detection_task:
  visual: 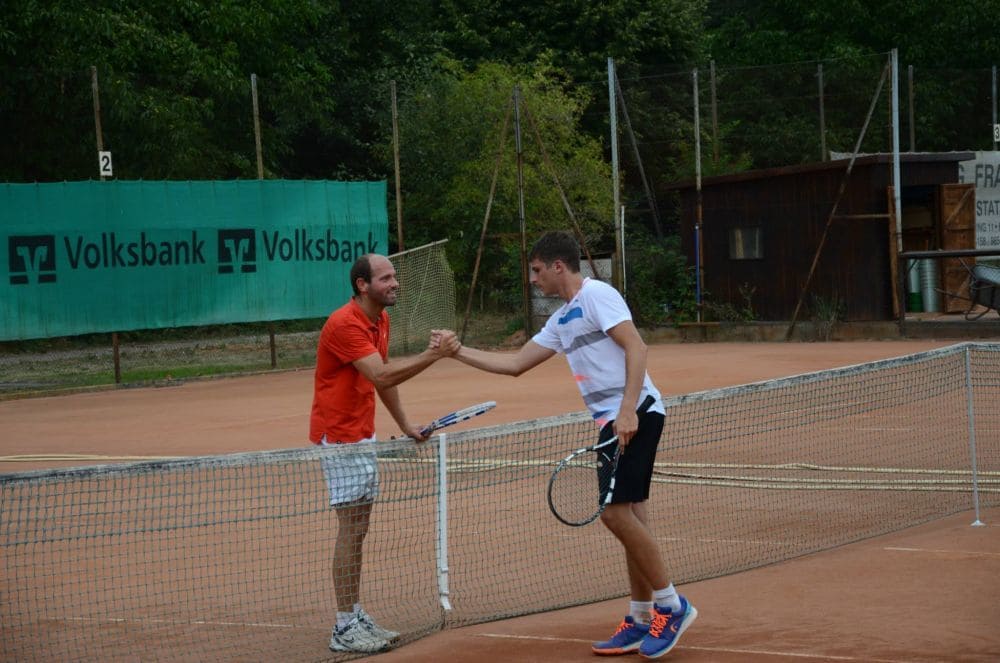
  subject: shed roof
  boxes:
[663,151,975,191]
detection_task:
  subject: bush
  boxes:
[624,229,697,326]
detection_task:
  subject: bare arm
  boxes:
[606,320,648,446]
[352,333,454,391]
[377,384,426,441]
[453,340,555,376]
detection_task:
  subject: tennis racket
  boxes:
[419,401,497,437]
[547,395,656,526]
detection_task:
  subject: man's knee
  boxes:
[600,503,634,531]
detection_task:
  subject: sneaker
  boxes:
[356,607,400,641]
[592,615,650,655]
[329,616,390,653]
[637,598,697,659]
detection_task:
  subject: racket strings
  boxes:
[548,448,618,526]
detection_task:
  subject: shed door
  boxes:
[938,183,976,312]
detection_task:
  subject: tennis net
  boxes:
[387,239,456,355]
[2,341,998,661]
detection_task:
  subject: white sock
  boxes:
[336,611,354,628]
[630,600,654,625]
[653,585,682,613]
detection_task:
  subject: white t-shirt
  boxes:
[532,278,664,427]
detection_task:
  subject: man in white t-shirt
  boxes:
[444,231,697,659]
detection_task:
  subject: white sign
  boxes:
[958,151,1000,249]
[995,124,1000,143]
[98,151,113,177]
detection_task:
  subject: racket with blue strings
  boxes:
[419,401,496,437]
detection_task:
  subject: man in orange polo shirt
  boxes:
[311,253,458,654]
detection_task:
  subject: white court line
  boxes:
[657,535,801,546]
[475,633,908,662]
[65,616,305,630]
[884,546,1000,558]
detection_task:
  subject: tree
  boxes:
[0,0,346,181]
[705,1,1000,155]
[383,60,614,309]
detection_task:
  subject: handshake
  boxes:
[428,329,461,357]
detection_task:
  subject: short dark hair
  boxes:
[349,254,373,296]
[529,231,580,272]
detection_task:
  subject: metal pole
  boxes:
[251,74,265,179]
[251,74,277,368]
[908,65,916,152]
[693,69,703,323]
[436,432,453,609]
[993,65,998,151]
[513,86,531,336]
[710,60,719,166]
[964,347,985,526]
[620,205,627,297]
[608,58,622,289]
[92,66,121,384]
[818,63,827,161]
[391,80,405,251]
[891,50,903,255]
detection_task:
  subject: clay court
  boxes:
[2,339,998,662]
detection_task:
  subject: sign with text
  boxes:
[0,180,388,340]
[958,152,1000,249]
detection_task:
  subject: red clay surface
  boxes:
[2,339,999,662]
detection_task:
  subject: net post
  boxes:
[963,346,985,527]
[436,432,452,610]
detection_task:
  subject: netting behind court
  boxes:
[2,342,997,661]
[387,239,456,356]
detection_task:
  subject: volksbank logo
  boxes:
[6,228,381,284]
[218,229,257,274]
[218,228,380,271]
[8,235,57,284]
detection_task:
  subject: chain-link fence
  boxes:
[5,53,1000,338]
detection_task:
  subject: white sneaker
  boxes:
[329,616,390,653]
[356,608,400,641]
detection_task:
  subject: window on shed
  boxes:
[728,227,763,259]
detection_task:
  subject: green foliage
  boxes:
[432,0,706,80]
[810,293,846,341]
[705,0,1000,159]
[383,59,614,307]
[703,283,757,322]
[624,228,697,325]
[1,0,347,181]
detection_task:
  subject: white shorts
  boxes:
[320,436,379,506]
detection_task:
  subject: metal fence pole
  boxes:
[964,346,985,527]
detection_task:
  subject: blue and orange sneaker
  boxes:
[637,597,697,659]
[592,615,650,655]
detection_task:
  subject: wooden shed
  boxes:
[664,152,975,321]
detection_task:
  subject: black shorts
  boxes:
[598,407,665,504]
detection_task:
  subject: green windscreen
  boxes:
[1,180,388,340]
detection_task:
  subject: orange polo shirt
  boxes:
[309,298,389,444]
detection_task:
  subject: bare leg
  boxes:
[623,501,655,601]
[601,500,668,597]
[333,501,373,613]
